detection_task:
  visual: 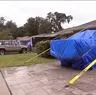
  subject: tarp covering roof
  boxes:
[50,29,96,70]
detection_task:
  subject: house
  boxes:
[50,20,96,70]
[16,33,58,47]
[32,33,58,47]
[56,20,96,38]
[16,20,96,48]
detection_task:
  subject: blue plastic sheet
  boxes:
[50,29,96,70]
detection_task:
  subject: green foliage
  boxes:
[0,28,12,40]
[47,12,73,32]
[0,12,73,39]
[35,40,51,58]
[24,17,37,36]
[0,19,17,40]
[0,17,5,28]
[38,19,52,34]
[15,27,26,37]
[23,17,43,36]
[5,20,17,39]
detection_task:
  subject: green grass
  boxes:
[0,52,56,68]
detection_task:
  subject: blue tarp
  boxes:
[50,29,96,70]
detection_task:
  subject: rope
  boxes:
[24,35,60,63]
[24,48,50,63]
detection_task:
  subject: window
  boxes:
[4,41,12,45]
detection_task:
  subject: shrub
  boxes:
[35,40,51,57]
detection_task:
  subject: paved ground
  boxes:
[0,72,10,95]
[1,61,96,95]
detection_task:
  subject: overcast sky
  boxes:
[0,1,96,28]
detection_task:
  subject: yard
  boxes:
[0,52,56,68]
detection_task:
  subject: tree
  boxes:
[0,17,5,30]
[24,17,37,36]
[0,28,11,40]
[23,17,44,36]
[38,19,52,34]
[0,17,5,25]
[16,27,26,37]
[47,12,73,32]
[35,16,44,32]
[5,20,17,39]
[5,20,17,28]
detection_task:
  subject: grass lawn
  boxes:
[0,52,56,68]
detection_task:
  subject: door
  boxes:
[4,41,14,52]
[11,41,21,52]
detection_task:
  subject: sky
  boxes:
[0,1,96,28]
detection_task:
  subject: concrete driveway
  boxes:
[0,71,10,95]
[0,61,96,95]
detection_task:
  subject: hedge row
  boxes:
[35,40,52,58]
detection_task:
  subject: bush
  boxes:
[35,40,51,58]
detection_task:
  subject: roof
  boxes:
[16,36,32,41]
[73,20,96,30]
[32,33,58,38]
[16,33,58,41]
[55,20,96,37]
